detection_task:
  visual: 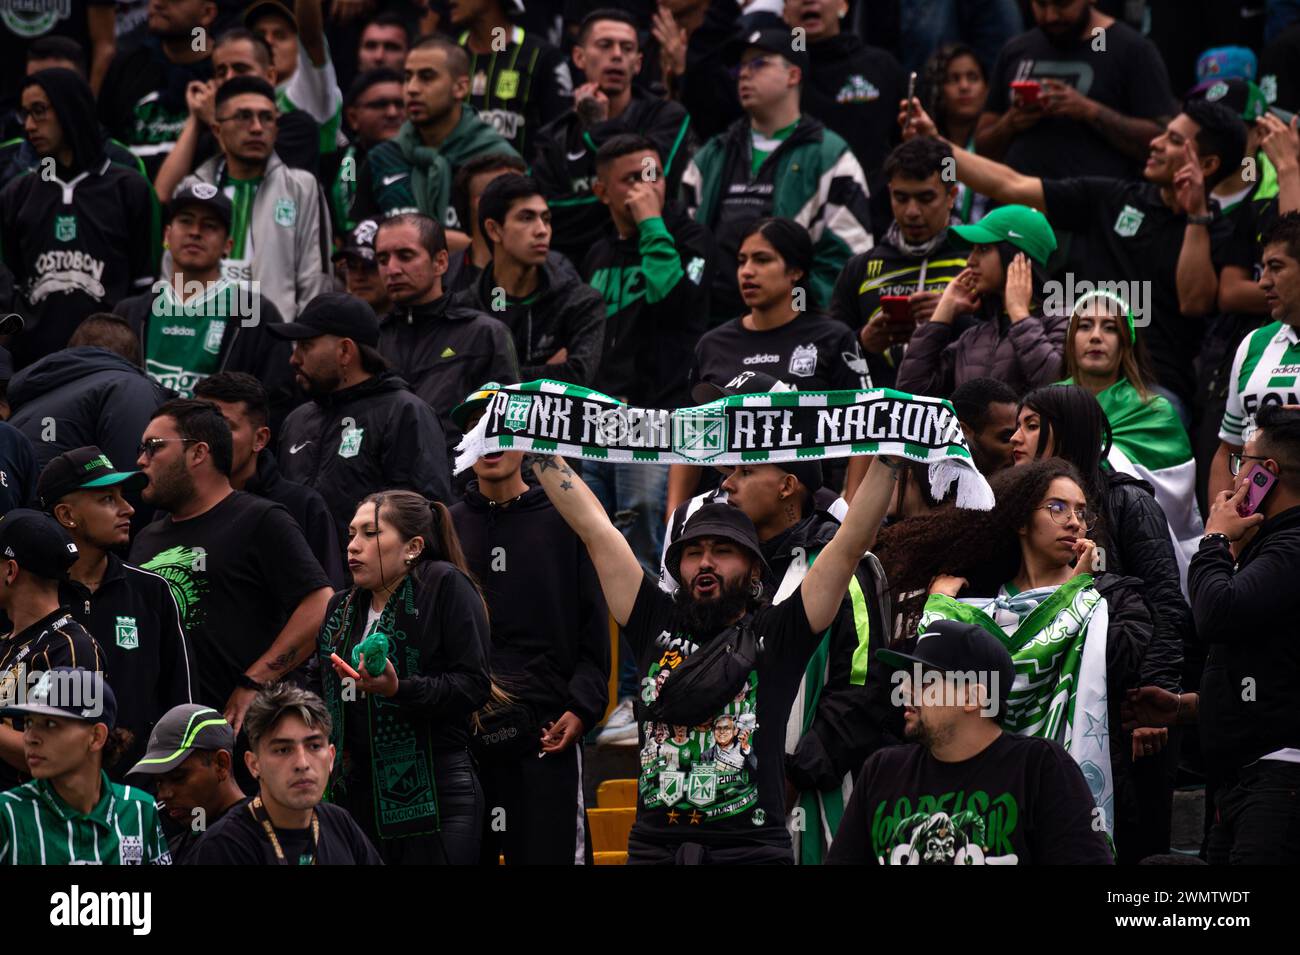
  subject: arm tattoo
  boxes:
[560,480,573,491]
[265,649,298,672]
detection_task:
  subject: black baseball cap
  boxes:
[691,372,823,493]
[335,218,380,267]
[128,704,235,776]
[0,667,116,730]
[38,446,147,511]
[451,381,505,431]
[725,27,810,74]
[244,0,297,32]
[877,620,1015,720]
[663,502,772,587]
[167,181,232,230]
[265,292,381,347]
[0,509,78,580]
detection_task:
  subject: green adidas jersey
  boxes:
[145,280,240,396]
[0,773,171,865]
[1220,320,1300,444]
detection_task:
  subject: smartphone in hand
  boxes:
[1011,80,1041,107]
[1238,463,1278,516]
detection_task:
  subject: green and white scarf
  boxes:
[919,576,1114,838]
[454,380,995,510]
[774,548,873,865]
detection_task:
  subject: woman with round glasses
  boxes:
[878,457,1152,859]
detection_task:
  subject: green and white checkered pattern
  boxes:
[455,380,995,509]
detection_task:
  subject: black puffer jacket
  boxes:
[1100,471,1190,692]
[765,512,901,792]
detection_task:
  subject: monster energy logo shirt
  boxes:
[1220,321,1300,444]
[145,279,238,396]
[826,733,1112,865]
[128,491,330,709]
[622,576,820,848]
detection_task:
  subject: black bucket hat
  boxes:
[663,503,772,587]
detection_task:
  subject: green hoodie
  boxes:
[361,108,519,228]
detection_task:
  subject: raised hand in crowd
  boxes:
[574,82,611,126]
[929,267,981,325]
[1171,139,1209,218]
[1003,252,1034,323]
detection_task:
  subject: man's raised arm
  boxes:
[527,454,644,626]
[800,457,899,634]
[901,99,1046,212]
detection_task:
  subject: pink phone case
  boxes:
[1239,463,1277,516]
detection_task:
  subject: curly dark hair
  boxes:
[876,458,1091,629]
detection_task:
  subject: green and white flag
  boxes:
[1066,378,1202,589]
[454,380,995,509]
[919,577,1114,840]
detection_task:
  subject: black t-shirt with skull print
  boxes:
[622,574,822,855]
[827,732,1114,865]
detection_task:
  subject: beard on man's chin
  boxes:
[144,460,197,514]
[1041,10,1091,50]
[672,573,757,635]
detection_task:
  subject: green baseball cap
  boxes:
[951,205,1058,266]
[451,382,504,432]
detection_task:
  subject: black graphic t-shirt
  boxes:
[827,733,1113,865]
[689,311,869,395]
[128,492,329,710]
[986,22,1175,180]
[622,575,820,851]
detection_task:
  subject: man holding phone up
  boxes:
[831,138,970,387]
[976,0,1174,179]
[1192,403,1300,864]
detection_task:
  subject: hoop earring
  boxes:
[750,578,762,599]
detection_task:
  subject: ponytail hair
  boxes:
[358,490,514,718]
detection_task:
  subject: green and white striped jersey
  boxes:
[1220,320,1300,444]
[0,773,171,865]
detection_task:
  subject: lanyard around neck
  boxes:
[248,795,319,865]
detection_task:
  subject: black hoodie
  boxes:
[1,70,158,367]
[456,251,605,388]
[378,293,520,456]
[763,512,901,793]
[450,482,609,731]
[802,35,907,188]
[9,346,169,476]
[276,371,452,552]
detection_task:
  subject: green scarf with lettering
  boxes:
[318,577,440,840]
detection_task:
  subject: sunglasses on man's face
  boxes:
[138,438,197,459]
